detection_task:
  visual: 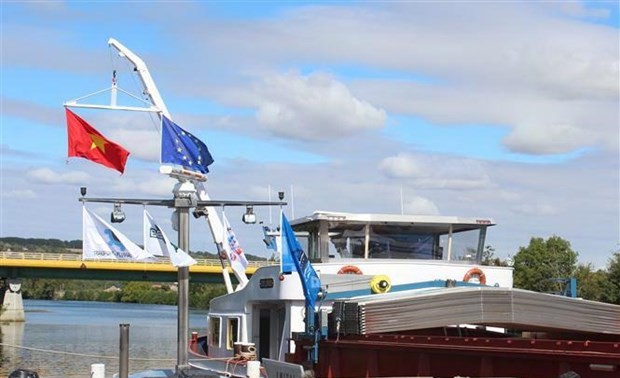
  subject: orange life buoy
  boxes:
[338,265,363,275]
[463,267,486,285]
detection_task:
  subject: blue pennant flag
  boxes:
[280,212,321,308]
[161,116,214,174]
[262,226,278,251]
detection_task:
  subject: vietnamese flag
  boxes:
[66,108,130,174]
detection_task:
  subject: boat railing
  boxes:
[262,358,305,378]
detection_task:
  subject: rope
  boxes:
[0,342,175,362]
[189,356,241,362]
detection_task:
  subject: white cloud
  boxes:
[552,2,611,19]
[252,3,617,156]
[379,153,492,190]
[1,189,37,199]
[27,168,91,185]
[2,2,618,269]
[403,196,440,215]
[254,71,386,141]
[378,153,423,179]
[503,122,594,155]
[112,176,178,197]
[111,128,160,161]
[511,203,557,216]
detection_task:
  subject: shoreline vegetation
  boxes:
[2,237,619,306]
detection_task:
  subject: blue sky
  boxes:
[1,1,618,268]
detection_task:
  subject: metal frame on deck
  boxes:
[80,192,285,374]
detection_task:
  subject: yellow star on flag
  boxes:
[89,133,107,152]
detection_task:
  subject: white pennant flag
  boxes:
[82,207,154,261]
[221,212,249,277]
[143,209,196,267]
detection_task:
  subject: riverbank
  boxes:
[17,278,227,309]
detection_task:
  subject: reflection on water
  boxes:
[0,300,207,378]
[1,322,24,366]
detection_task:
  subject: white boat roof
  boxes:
[290,210,495,233]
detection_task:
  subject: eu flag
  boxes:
[161,116,214,174]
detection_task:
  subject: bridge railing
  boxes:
[0,251,277,268]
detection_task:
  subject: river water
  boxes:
[0,299,207,378]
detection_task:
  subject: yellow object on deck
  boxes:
[370,274,392,294]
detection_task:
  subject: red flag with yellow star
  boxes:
[66,108,130,174]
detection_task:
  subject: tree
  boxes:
[189,283,227,309]
[22,279,58,299]
[573,263,616,302]
[606,252,620,304]
[120,282,154,303]
[513,236,578,293]
[481,245,509,267]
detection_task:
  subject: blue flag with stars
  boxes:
[161,116,214,174]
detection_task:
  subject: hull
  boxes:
[289,333,620,378]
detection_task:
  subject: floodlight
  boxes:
[110,202,125,223]
[193,206,208,219]
[242,206,256,224]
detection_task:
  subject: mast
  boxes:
[105,38,248,375]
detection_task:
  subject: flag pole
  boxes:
[172,180,194,376]
[219,207,234,294]
[268,185,272,225]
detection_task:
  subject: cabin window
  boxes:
[366,225,439,259]
[327,225,366,259]
[293,231,313,260]
[209,317,221,347]
[440,230,481,262]
[226,317,240,350]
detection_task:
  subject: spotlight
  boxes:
[278,191,284,201]
[193,206,208,219]
[242,206,256,224]
[80,187,87,197]
[110,202,125,223]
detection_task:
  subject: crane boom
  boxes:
[107,38,171,120]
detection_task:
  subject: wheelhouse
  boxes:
[290,211,495,264]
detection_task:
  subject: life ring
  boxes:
[463,268,486,285]
[338,265,363,275]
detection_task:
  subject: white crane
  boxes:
[106,38,248,291]
[65,38,249,291]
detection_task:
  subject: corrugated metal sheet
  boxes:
[330,286,620,335]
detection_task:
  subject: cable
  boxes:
[0,342,175,362]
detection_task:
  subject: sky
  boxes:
[1,1,618,269]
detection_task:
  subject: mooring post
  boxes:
[90,363,105,378]
[119,323,130,378]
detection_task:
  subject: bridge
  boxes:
[0,251,277,322]
[0,251,276,283]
